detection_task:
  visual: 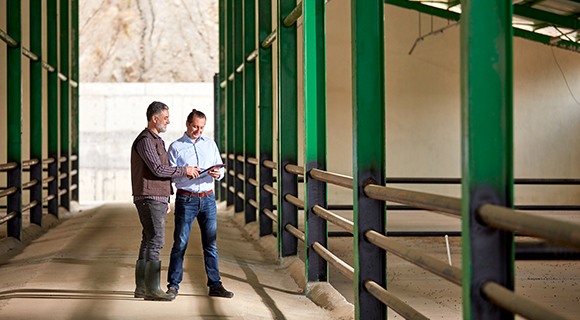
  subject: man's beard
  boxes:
[156,123,167,133]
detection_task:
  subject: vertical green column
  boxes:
[47,0,59,216]
[7,0,23,240]
[461,0,514,319]
[243,0,257,224]
[226,0,234,206]
[30,0,43,225]
[233,0,245,213]
[218,0,226,201]
[277,0,299,257]
[71,0,79,202]
[303,0,328,283]
[258,0,274,237]
[352,0,386,318]
[60,0,71,210]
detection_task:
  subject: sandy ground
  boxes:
[0,202,336,320]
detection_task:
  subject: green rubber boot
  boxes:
[144,260,175,301]
[134,259,146,298]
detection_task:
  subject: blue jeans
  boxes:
[167,192,222,290]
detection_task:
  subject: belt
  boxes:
[177,189,213,197]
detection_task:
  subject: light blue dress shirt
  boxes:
[168,133,224,193]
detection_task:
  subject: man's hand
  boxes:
[167,204,171,215]
[208,168,220,179]
[186,166,201,178]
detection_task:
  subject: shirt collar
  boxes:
[181,132,206,144]
[146,128,161,140]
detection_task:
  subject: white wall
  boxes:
[79,82,215,202]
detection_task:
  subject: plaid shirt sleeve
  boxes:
[135,136,187,178]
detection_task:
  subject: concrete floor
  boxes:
[0,202,336,320]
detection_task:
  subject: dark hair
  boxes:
[186,109,206,123]
[146,101,169,121]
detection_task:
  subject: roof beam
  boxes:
[384,0,580,53]
[513,3,580,31]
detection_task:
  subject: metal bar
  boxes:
[263,184,277,196]
[352,0,386,316]
[43,157,56,164]
[22,201,39,213]
[364,280,429,320]
[478,204,580,250]
[70,184,78,191]
[0,28,18,47]
[258,0,275,237]
[309,168,353,189]
[237,191,245,199]
[247,157,259,165]
[278,0,299,259]
[228,153,235,160]
[43,194,56,203]
[249,199,259,209]
[284,164,303,176]
[59,173,68,180]
[233,0,244,214]
[513,4,580,31]
[237,155,245,162]
[229,170,235,176]
[385,177,580,185]
[237,173,245,181]
[246,48,258,62]
[220,81,227,88]
[22,47,39,61]
[236,63,244,73]
[261,29,277,49]
[285,224,305,242]
[366,230,462,286]
[7,0,23,240]
[248,178,259,187]
[226,0,235,207]
[0,163,19,171]
[312,242,354,280]
[59,156,67,163]
[218,0,226,202]
[71,0,80,202]
[283,2,302,27]
[42,61,55,72]
[284,194,304,209]
[313,205,353,234]
[70,169,78,176]
[60,0,70,211]
[263,208,277,222]
[47,0,59,219]
[0,187,18,198]
[461,0,514,318]
[0,212,18,225]
[364,184,462,217]
[229,186,235,194]
[328,231,463,238]
[22,180,39,189]
[263,160,277,169]
[58,189,67,196]
[481,282,570,320]
[221,182,227,189]
[22,159,40,168]
[43,176,56,184]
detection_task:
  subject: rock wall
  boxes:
[80,0,218,82]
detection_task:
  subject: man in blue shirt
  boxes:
[166,109,233,298]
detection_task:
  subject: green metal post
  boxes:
[277,0,299,257]
[234,0,244,213]
[71,0,79,202]
[30,0,43,225]
[303,0,328,284]
[218,0,226,201]
[47,0,59,216]
[258,0,274,237]
[461,0,514,319]
[226,0,234,206]
[60,0,71,210]
[243,0,257,224]
[7,0,23,240]
[352,0,386,318]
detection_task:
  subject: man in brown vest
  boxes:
[131,101,199,301]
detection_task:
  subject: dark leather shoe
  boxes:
[209,285,233,298]
[166,287,178,296]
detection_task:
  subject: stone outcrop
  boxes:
[80,0,218,82]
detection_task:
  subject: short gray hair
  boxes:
[146,101,169,121]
